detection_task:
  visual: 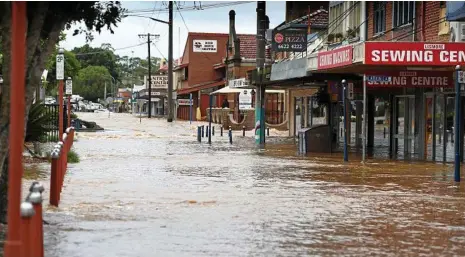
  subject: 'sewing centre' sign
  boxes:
[365,42,465,66]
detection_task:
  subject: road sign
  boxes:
[56,54,64,80]
[65,79,72,95]
[458,71,465,84]
[348,82,354,100]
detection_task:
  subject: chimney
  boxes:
[229,10,240,60]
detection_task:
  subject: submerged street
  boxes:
[26,113,465,256]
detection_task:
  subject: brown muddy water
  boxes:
[32,113,465,257]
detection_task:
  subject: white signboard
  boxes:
[459,71,465,84]
[347,82,354,100]
[239,89,253,110]
[229,78,249,88]
[56,54,64,80]
[150,75,168,89]
[193,40,217,53]
[178,99,193,106]
[65,79,73,95]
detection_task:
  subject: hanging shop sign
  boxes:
[270,58,307,81]
[272,29,307,52]
[365,42,465,66]
[365,71,454,88]
[193,40,217,53]
[239,89,253,110]
[317,45,353,69]
[178,99,193,106]
[150,75,168,89]
[229,78,249,88]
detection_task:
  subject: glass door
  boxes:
[392,95,415,159]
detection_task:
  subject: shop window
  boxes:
[373,2,386,34]
[393,1,414,28]
[438,1,449,35]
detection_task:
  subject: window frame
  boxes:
[373,2,386,35]
[392,1,414,28]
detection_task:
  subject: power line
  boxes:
[175,1,189,32]
[74,43,146,56]
[389,16,447,42]
[127,1,253,14]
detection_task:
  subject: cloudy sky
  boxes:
[60,1,285,60]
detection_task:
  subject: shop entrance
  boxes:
[392,95,416,159]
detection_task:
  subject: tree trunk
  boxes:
[0,3,65,223]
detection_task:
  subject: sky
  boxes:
[60,1,286,60]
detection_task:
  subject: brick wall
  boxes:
[367,1,449,42]
[187,33,228,87]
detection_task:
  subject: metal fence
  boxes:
[43,104,68,142]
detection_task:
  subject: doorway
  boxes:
[392,95,415,159]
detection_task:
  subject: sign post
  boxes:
[362,76,367,162]
[66,77,72,128]
[56,48,65,141]
[189,93,193,124]
[342,79,348,162]
[455,65,462,182]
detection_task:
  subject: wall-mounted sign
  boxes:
[150,75,168,89]
[193,40,217,53]
[65,79,73,95]
[365,71,453,88]
[229,78,249,88]
[317,45,353,70]
[178,99,193,106]
[272,29,307,52]
[239,89,253,110]
[364,42,465,66]
[56,54,64,80]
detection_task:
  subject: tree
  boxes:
[72,43,121,81]
[45,49,81,95]
[0,1,125,223]
[74,65,111,102]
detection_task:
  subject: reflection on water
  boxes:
[41,113,465,257]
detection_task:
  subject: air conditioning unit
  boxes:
[449,22,465,42]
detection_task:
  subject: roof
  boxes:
[177,80,226,95]
[276,8,329,31]
[237,34,271,60]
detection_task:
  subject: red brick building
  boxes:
[175,32,228,120]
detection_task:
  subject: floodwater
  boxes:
[36,113,465,257]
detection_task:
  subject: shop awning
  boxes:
[177,80,226,95]
[210,86,285,95]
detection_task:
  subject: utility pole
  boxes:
[139,33,159,118]
[167,1,174,122]
[255,1,266,147]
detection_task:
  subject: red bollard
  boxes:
[28,190,44,257]
[20,202,35,257]
[50,149,60,207]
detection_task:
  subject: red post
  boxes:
[19,202,35,257]
[49,152,59,207]
[29,191,44,257]
[67,95,71,128]
[4,2,27,257]
[59,80,64,141]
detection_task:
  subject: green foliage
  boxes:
[72,44,121,81]
[74,65,111,101]
[25,102,55,142]
[67,149,80,163]
[70,112,78,119]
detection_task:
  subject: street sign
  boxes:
[458,71,465,84]
[229,78,249,88]
[56,54,64,80]
[367,75,392,83]
[178,99,193,106]
[348,82,354,100]
[65,79,72,95]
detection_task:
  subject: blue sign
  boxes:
[367,75,392,83]
[447,1,465,21]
